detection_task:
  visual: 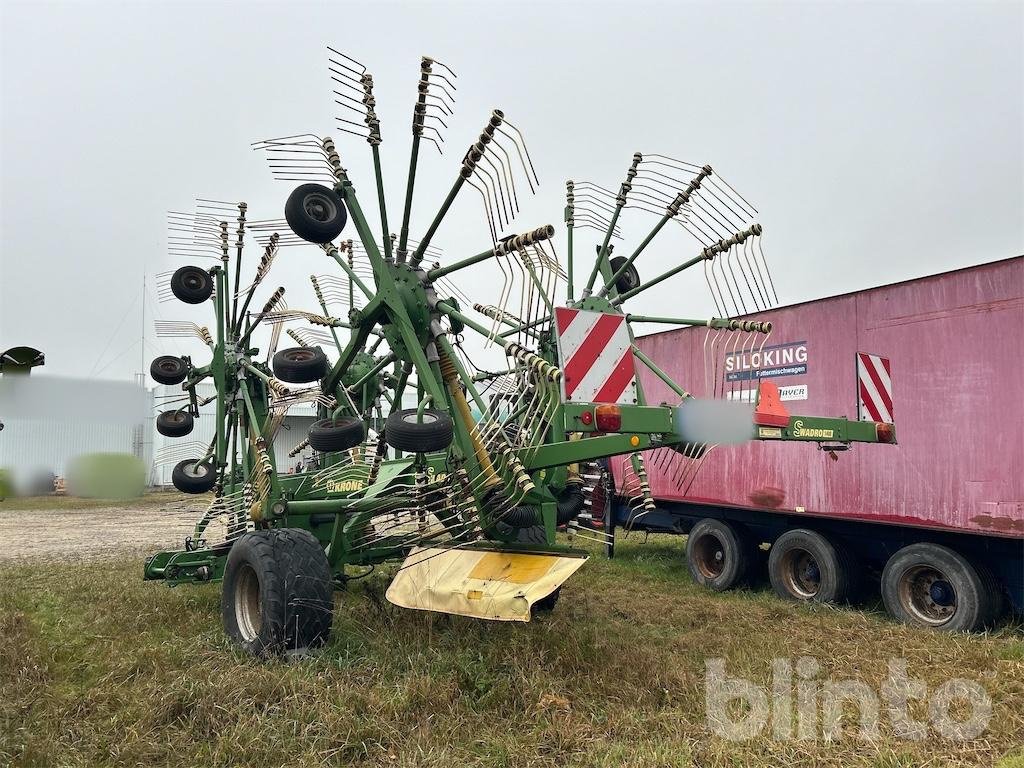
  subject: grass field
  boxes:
[0,490,197,512]
[1,534,1021,767]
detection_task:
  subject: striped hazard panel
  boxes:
[857,352,893,424]
[554,307,638,404]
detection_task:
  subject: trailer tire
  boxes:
[170,265,214,304]
[222,529,334,656]
[881,543,993,632]
[285,183,347,244]
[171,459,217,494]
[272,347,328,384]
[150,355,188,385]
[308,417,365,452]
[384,408,454,453]
[156,409,194,438]
[532,587,561,616]
[686,518,751,591]
[768,528,853,604]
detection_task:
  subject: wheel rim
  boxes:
[184,462,208,479]
[234,564,262,642]
[693,532,726,579]
[403,413,438,425]
[159,360,181,375]
[780,548,821,598]
[303,192,337,223]
[898,565,956,626]
[183,272,204,290]
[285,349,317,363]
[167,411,186,425]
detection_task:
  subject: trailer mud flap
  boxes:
[386,546,588,621]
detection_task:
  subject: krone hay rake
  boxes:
[145,49,895,656]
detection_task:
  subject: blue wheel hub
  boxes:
[929,580,955,606]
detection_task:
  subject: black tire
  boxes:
[170,265,214,304]
[515,524,549,545]
[384,408,454,453]
[686,518,751,592]
[151,356,188,385]
[609,256,641,294]
[285,183,348,244]
[156,409,194,438]
[308,417,365,452]
[221,529,334,656]
[272,347,328,384]
[533,587,561,615]
[974,561,1006,627]
[881,543,994,632]
[768,528,854,604]
[171,459,217,494]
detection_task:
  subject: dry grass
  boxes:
[0,489,199,512]
[1,535,1021,767]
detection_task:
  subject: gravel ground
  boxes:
[0,496,208,561]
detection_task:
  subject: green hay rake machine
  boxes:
[145,49,895,656]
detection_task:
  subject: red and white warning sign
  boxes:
[554,307,638,404]
[857,352,893,424]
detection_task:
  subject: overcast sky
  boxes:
[1,0,1021,382]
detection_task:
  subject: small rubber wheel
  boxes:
[533,587,561,615]
[384,408,454,453]
[170,265,214,304]
[308,417,365,452]
[221,529,334,656]
[150,356,188,385]
[272,347,328,384]
[768,528,854,604]
[156,409,194,437]
[609,256,641,294]
[171,459,217,494]
[285,183,348,244]
[686,518,751,591]
[881,543,993,632]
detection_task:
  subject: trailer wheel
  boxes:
[768,528,854,604]
[156,409,194,438]
[170,265,214,304]
[881,543,995,632]
[308,417,365,452]
[686,518,750,591]
[272,347,328,384]
[171,459,217,494]
[532,587,561,616]
[150,355,188,385]
[285,183,348,244]
[384,408,454,453]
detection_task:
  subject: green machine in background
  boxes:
[144,49,894,656]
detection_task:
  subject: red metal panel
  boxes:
[621,257,1024,538]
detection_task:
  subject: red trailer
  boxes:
[607,256,1023,631]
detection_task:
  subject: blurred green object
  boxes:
[0,468,12,500]
[67,453,145,500]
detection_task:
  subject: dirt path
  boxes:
[0,497,208,561]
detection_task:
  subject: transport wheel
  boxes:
[285,183,348,244]
[308,417,365,452]
[881,543,994,632]
[150,355,189,385]
[156,409,194,438]
[170,265,214,304]
[384,408,454,453]
[171,459,217,494]
[221,529,334,656]
[768,528,854,604]
[272,347,328,384]
[686,518,751,591]
[609,256,640,294]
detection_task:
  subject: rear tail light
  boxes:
[595,404,622,432]
[876,422,896,443]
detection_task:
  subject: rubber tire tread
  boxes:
[221,529,333,656]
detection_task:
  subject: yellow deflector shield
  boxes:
[386,546,588,622]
